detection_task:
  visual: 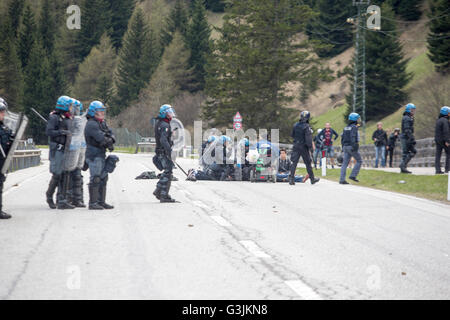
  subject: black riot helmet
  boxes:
[300,110,310,122]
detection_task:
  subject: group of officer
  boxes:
[45,96,118,211]
[0,97,14,219]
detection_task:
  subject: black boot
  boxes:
[311,177,320,185]
[88,183,104,210]
[98,179,114,209]
[72,172,86,208]
[153,188,162,200]
[46,175,59,209]
[289,175,295,185]
[57,172,75,210]
[0,211,11,219]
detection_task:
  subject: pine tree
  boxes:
[186,0,211,92]
[0,37,24,111]
[72,34,117,102]
[76,0,111,61]
[96,73,114,105]
[391,0,423,21]
[114,8,161,115]
[39,0,57,53]
[108,0,136,50]
[345,3,410,121]
[205,0,226,12]
[18,4,36,69]
[427,0,450,74]
[307,0,353,58]
[7,0,25,38]
[204,0,318,139]
[161,0,189,47]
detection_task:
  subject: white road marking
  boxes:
[285,280,322,300]
[239,240,271,258]
[211,216,232,227]
[179,189,192,197]
[193,200,208,209]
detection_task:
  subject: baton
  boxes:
[31,107,48,123]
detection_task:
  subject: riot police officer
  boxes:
[67,99,86,207]
[45,96,76,210]
[435,106,450,174]
[0,98,14,219]
[84,101,117,210]
[339,113,363,184]
[153,105,177,203]
[289,111,320,185]
[400,103,417,174]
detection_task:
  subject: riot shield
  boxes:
[63,115,87,172]
[170,118,185,161]
[1,112,29,175]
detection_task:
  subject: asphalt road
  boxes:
[0,153,449,300]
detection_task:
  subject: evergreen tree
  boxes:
[205,0,226,12]
[114,8,161,115]
[73,34,117,102]
[345,3,410,121]
[96,73,114,105]
[307,0,353,58]
[0,37,24,111]
[108,0,136,50]
[161,0,189,47]
[7,0,25,38]
[390,0,423,21]
[76,0,111,61]
[186,0,211,91]
[427,0,450,74]
[39,0,57,53]
[18,4,36,69]
[204,0,318,139]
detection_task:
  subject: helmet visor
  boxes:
[166,107,176,119]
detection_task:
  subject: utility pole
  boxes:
[348,0,370,144]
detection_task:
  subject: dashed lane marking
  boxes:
[211,215,232,227]
[285,280,322,300]
[239,240,271,259]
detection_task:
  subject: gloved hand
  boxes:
[60,130,72,136]
[108,146,114,152]
[102,137,114,148]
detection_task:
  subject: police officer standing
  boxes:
[0,98,14,219]
[84,101,116,210]
[400,103,417,174]
[289,111,320,185]
[153,104,177,203]
[339,113,363,184]
[435,106,450,174]
[45,96,76,210]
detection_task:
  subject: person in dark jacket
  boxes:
[289,111,320,185]
[386,128,400,168]
[153,104,177,203]
[372,122,388,168]
[45,96,75,210]
[84,101,116,210]
[400,103,417,174]
[313,129,323,169]
[318,123,339,168]
[0,99,14,219]
[435,106,450,174]
[340,113,362,184]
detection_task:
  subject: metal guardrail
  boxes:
[6,140,42,173]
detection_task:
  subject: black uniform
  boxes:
[290,120,316,184]
[400,112,417,172]
[154,118,175,202]
[434,115,450,173]
[45,110,73,209]
[0,121,13,218]
[84,116,116,209]
[387,132,399,168]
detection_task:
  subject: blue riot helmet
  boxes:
[405,103,416,113]
[207,136,217,143]
[56,96,73,112]
[440,106,449,116]
[159,104,176,120]
[348,112,361,122]
[88,101,106,117]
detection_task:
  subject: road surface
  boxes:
[0,152,449,299]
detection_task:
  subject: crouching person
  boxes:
[84,101,117,210]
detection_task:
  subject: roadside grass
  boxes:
[36,145,49,149]
[114,146,136,154]
[296,167,449,202]
[405,52,434,90]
